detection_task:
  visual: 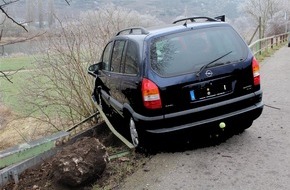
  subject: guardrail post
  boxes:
[265,39,269,54]
[271,38,274,49]
[258,17,262,55]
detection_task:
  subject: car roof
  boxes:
[115,16,228,39]
[146,21,229,36]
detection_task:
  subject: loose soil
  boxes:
[2,151,146,190]
[1,133,148,190]
[0,104,148,189]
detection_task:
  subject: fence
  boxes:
[249,32,289,56]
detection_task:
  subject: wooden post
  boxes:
[271,38,274,49]
[259,17,262,55]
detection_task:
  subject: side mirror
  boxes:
[88,63,101,77]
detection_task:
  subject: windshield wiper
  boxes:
[196,51,232,77]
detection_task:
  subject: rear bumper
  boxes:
[130,90,263,134]
[146,102,263,134]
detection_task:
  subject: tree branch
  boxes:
[0,71,13,83]
[0,67,23,83]
[0,31,46,46]
[0,1,28,32]
[64,0,71,5]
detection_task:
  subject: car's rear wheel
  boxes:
[129,117,139,147]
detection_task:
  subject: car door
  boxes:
[101,39,126,116]
[120,40,141,111]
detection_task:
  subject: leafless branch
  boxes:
[0,31,46,46]
[0,67,23,83]
[0,71,13,83]
[0,1,28,32]
[0,0,19,7]
[64,0,71,5]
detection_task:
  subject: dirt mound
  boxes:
[1,135,147,190]
[52,137,109,187]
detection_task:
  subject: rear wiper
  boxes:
[196,51,232,77]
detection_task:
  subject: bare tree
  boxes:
[21,5,162,130]
[239,0,287,37]
[231,16,256,43]
[0,0,28,81]
[0,0,28,31]
[0,0,69,82]
[266,11,287,36]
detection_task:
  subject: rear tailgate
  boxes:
[159,58,255,115]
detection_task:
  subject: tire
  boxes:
[129,117,140,147]
[128,117,149,152]
[288,42,290,47]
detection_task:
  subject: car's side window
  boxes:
[102,41,113,71]
[124,41,139,75]
[111,40,126,73]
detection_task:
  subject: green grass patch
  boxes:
[0,70,67,117]
[0,54,44,115]
[256,43,287,62]
[0,71,32,114]
[0,55,40,71]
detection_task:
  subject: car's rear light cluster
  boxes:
[141,78,162,109]
[252,57,260,86]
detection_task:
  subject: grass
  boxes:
[0,55,43,115]
[0,55,39,71]
[0,71,33,115]
[255,43,287,63]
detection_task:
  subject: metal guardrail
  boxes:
[249,32,289,55]
[0,131,69,187]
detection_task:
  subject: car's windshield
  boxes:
[150,26,248,76]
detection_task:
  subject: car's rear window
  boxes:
[150,26,248,76]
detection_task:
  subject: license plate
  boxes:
[190,82,232,100]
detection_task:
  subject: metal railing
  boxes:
[249,32,289,55]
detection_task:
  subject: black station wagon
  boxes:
[88,16,263,148]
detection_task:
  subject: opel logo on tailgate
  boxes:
[205,70,213,77]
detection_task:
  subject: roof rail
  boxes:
[173,15,225,24]
[214,15,225,22]
[116,27,149,36]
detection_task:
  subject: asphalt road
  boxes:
[120,45,290,190]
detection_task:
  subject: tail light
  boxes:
[141,78,162,109]
[252,57,260,86]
